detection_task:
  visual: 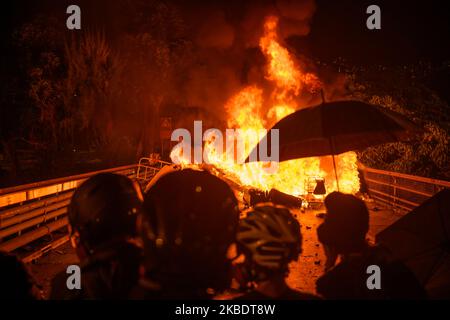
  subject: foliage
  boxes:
[65,32,122,149]
[9,16,67,172]
[118,0,192,157]
[2,2,193,183]
[340,62,450,180]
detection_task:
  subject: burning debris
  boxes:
[245,188,302,208]
[170,16,360,197]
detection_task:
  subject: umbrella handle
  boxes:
[329,136,340,192]
[332,154,340,192]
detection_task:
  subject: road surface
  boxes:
[29,202,403,299]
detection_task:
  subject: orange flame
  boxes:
[171,16,360,196]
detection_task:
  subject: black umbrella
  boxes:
[376,189,450,298]
[246,100,419,190]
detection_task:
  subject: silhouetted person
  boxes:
[235,204,320,300]
[50,173,143,299]
[0,251,39,300]
[131,169,239,299]
[316,192,426,299]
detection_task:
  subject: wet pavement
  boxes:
[29,242,79,299]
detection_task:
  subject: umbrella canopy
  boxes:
[246,100,419,162]
[376,189,450,298]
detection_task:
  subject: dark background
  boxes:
[3,0,450,65]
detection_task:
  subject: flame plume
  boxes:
[171,16,360,196]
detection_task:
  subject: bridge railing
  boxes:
[136,157,172,183]
[2,161,449,262]
[360,165,450,213]
[0,162,166,262]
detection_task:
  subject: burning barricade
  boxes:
[168,16,360,201]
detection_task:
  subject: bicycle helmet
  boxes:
[236,203,302,280]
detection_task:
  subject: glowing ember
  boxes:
[171,16,360,196]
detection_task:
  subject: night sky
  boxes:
[2,0,450,65]
[306,0,450,65]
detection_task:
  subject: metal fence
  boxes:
[0,165,138,262]
[136,157,172,184]
[2,161,449,262]
[361,165,450,213]
[0,159,171,262]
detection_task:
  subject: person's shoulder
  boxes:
[233,289,321,300]
[315,261,362,299]
[128,278,162,300]
[233,291,267,300]
[316,260,355,285]
[284,289,322,300]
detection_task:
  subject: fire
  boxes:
[170,16,360,196]
[259,16,321,103]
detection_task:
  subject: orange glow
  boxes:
[171,16,360,196]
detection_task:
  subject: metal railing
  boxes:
[0,159,171,262]
[0,165,138,262]
[136,157,171,183]
[2,160,448,262]
[360,165,450,213]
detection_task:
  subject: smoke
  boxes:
[177,0,318,120]
[181,0,317,49]
[241,0,316,47]
[192,8,235,49]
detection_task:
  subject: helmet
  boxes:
[68,173,142,253]
[236,203,301,279]
[140,169,239,295]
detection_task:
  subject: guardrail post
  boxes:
[392,176,397,212]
